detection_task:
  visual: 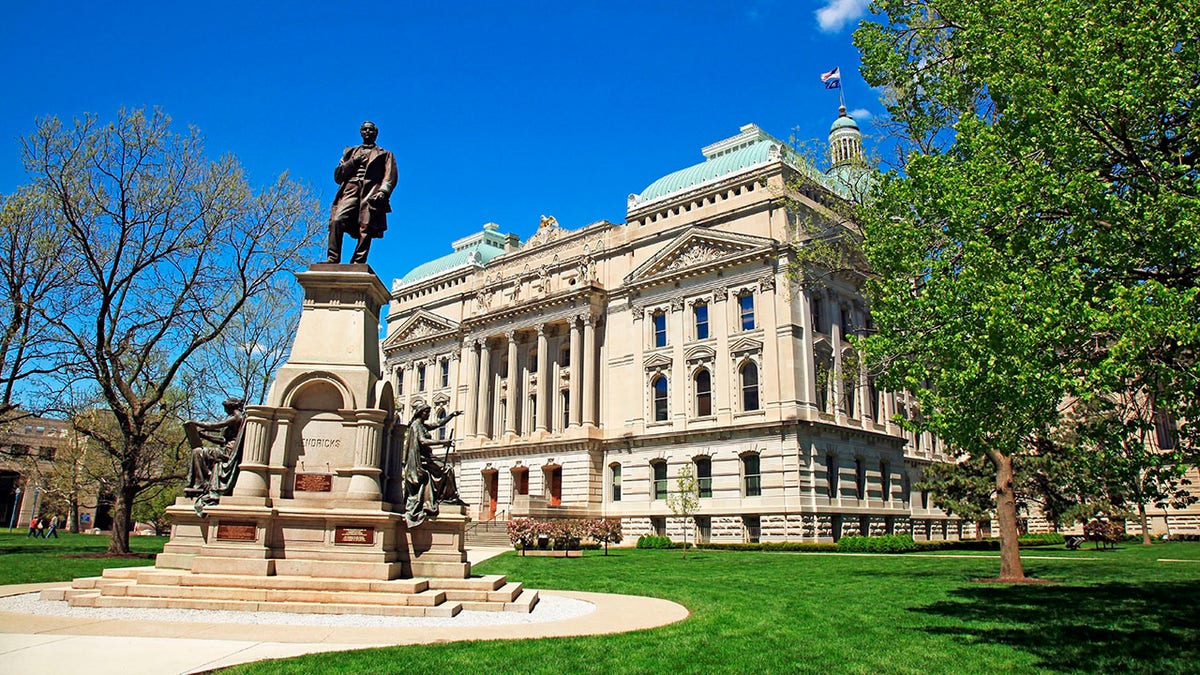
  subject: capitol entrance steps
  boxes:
[41,566,539,617]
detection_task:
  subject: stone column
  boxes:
[568,316,582,428]
[462,340,478,437]
[831,303,845,421]
[505,330,519,436]
[583,314,598,427]
[536,323,550,432]
[347,409,388,500]
[476,338,491,439]
[232,405,273,498]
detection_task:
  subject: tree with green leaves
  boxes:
[667,463,700,558]
[853,0,1198,579]
[18,108,323,553]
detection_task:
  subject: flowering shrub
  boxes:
[506,517,623,551]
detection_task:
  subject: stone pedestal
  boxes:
[160,264,473,582]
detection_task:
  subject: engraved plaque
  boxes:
[335,526,375,545]
[216,521,257,541]
[294,473,333,492]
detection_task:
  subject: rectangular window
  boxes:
[744,515,761,543]
[397,369,404,394]
[826,454,839,498]
[611,464,622,502]
[653,312,667,348]
[855,458,866,500]
[743,454,761,497]
[653,462,668,500]
[739,294,755,331]
[694,304,709,340]
[417,365,427,391]
[440,360,450,387]
[695,458,712,498]
[880,462,891,501]
[561,391,570,430]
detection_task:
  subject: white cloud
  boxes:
[815,0,869,33]
[850,108,873,120]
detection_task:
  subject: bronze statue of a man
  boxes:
[326,121,398,264]
[184,397,246,516]
[402,405,467,528]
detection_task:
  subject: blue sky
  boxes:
[0,1,876,285]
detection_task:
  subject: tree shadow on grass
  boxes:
[913,580,1200,673]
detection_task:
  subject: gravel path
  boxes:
[0,591,595,628]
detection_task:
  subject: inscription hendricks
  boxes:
[301,437,342,448]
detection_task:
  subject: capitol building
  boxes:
[381,108,967,543]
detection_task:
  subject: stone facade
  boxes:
[382,116,968,543]
[0,417,100,531]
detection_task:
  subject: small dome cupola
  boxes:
[828,105,863,167]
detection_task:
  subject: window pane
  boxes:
[744,455,761,497]
[694,304,709,340]
[741,362,759,411]
[653,462,667,500]
[441,360,450,387]
[653,313,667,347]
[611,464,622,501]
[653,376,669,421]
[695,370,712,417]
[739,294,755,330]
[695,458,712,498]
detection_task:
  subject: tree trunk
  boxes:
[68,498,80,534]
[107,480,135,554]
[1138,503,1152,546]
[987,449,1026,581]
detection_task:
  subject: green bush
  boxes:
[636,534,674,549]
[697,541,839,552]
[836,535,918,553]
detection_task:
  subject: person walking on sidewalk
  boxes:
[26,516,39,538]
[44,515,59,539]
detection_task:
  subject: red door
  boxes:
[487,472,498,519]
[548,466,562,507]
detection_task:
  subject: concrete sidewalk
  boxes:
[0,548,689,675]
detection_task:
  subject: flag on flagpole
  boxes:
[820,67,841,89]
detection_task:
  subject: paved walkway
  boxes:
[0,548,689,675]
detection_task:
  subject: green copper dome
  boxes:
[635,141,779,204]
[399,223,513,284]
[830,106,859,132]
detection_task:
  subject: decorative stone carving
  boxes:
[759,275,776,292]
[661,243,726,274]
[670,297,684,311]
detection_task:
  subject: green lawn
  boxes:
[0,532,165,584]
[3,534,1197,674]
[223,542,1200,675]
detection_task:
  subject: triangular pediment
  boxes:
[624,227,777,287]
[382,310,459,350]
[730,336,764,355]
[643,352,673,370]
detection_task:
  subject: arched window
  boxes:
[652,461,668,500]
[652,375,669,422]
[652,311,668,348]
[694,456,712,498]
[694,369,712,417]
[610,463,622,502]
[742,454,761,497]
[740,361,760,411]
